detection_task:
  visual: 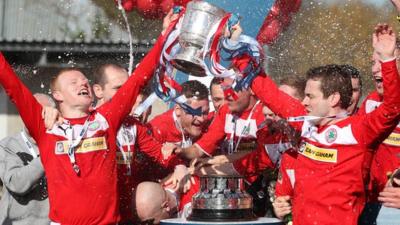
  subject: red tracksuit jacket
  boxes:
[357,91,400,201]
[251,60,400,225]
[0,34,164,225]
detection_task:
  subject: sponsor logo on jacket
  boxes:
[55,137,107,154]
[383,132,400,147]
[299,142,338,163]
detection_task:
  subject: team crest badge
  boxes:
[325,128,337,143]
[242,125,251,136]
[298,142,306,153]
[56,142,64,153]
[88,121,100,131]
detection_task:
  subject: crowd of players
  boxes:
[0,4,400,225]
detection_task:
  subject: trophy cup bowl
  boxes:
[171,1,226,77]
[188,175,256,222]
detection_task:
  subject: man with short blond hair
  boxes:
[0,24,167,223]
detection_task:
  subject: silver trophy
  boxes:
[171,1,226,77]
[188,175,256,222]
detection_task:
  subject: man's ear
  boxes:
[92,84,104,99]
[161,200,169,211]
[174,105,182,117]
[249,87,255,95]
[329,92,341,108]
[52,90,63,102]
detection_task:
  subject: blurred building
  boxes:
[0,0,167,139]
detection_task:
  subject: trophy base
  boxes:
[188,209,256,222]
[172,46,206,77]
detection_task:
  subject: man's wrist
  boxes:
[174,165,188,176]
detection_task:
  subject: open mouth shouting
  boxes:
[78,89,90,97]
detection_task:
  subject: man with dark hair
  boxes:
[247,24,400,225]
[171,78,265,161]
[163,73,271,216]
[305,64,353,109]
[149,80,210,149]
[339,64,362,114]
[273,66,363,220]
[147,80,210,195]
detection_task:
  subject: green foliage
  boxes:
[90,0,162,41]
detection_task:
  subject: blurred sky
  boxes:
[203,0,389,38]
[205,0,274,37]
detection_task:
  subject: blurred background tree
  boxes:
[267,0,397,92]
[91,0,162,41]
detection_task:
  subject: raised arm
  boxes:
[227,23,306,120]
[251,73,306,120]
[360,24,400,147]
[135,121,185,169]
[98,12,179,128]
[177,106,229,159]
[0,54,45,141]
[98,35,165,129]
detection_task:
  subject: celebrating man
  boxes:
[247,24,400,225]
[0,14,176,224]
